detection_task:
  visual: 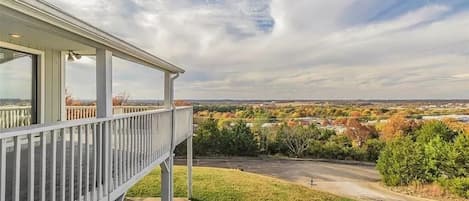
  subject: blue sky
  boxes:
[44,0,469,100]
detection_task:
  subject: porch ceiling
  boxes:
[0,5,95,54]
[0,0,185,73]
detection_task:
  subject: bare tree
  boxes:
[279,125,316,157]
[113,92,130,106]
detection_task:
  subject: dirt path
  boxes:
[176,158,433,201]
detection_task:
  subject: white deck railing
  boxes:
[0,106,163,129]
[0,107,193,201]
[67,106,163,120]
[0,106,31,129]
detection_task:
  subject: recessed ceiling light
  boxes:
[9,33,21,38]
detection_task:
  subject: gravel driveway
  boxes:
[176,158,433,201]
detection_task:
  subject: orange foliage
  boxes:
[174,100,192,106]
[380,114,418,141]
[344,118,374,147]
[442,118,469,134]
[321,119,331,126]
[112,92,129,106]
[350,111,361,118]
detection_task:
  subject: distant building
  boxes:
[422,115,469,123]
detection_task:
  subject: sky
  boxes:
[15,0,469,99]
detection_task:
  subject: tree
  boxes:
[193,118,220,155]
[113,92,130,106]
[415,120,458,143]
[380,114,418,141]
[278,125,319,157]
[174,100,192,106]
[377,137,422,186]
[344,118,374,147]
[65,88,81,106]
[230,121,259,156]
[364,138,385,161]
[453,134,469,177]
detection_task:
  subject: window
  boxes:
[0,47,38,129]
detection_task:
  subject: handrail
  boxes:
[0,105,169,129]
[0,108,176,138]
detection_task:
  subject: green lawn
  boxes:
[127,166,353,201]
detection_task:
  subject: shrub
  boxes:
[363,138,385,161]
[439,177,469,198]
[453,134,469,177]
[376,137,422,186]
[192,119,258,156]
[414,121,458,143]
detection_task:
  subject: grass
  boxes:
[127,166,354,201]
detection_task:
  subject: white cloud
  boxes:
[46,0,469,99]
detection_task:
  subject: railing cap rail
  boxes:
[0,108,181,138]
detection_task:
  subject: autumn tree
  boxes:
[344,118,374,147]
[442,118,469,134]
[380,114,418,141]
[112,92,130,106]
[174,100,192,106]
[65,88,81,106]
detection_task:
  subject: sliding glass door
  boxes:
[0,47,38,129]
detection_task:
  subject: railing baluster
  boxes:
[119,119,123,185]
[51,130,57,201]
[61,128,66,201]
[84,124,90,201]
[28,134,35,201]
[97,122,103,199]
[91,124,97,201]
[132,116,136,176]
[103,120,113,196]
[69,127,75,201]
[40,132,46,201]
[144,115,148,167]
[151,114,155,162]
[138,115,143,171]
[146,114,150,166]
[113,120,118,190]
[78,126,83,201]
[0,138,6,201]
[123,118,128,181]
[128,117,132,177]
[12,136,21,201]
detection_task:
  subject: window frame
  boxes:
[0,41,45,125]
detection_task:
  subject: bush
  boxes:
[376,137,422,186]
[192,119,258,156]
[364,138,385,161]
[439,177,469,198]
[377,120,469,200]
[414,121,458,143]
[454,134,469,177]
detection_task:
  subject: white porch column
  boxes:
[164,72,172,109]
[96,48,112,197]
[187,136,193,199]
[96,49,113,118]
[160,156,173,201]
[162,71,174,201]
